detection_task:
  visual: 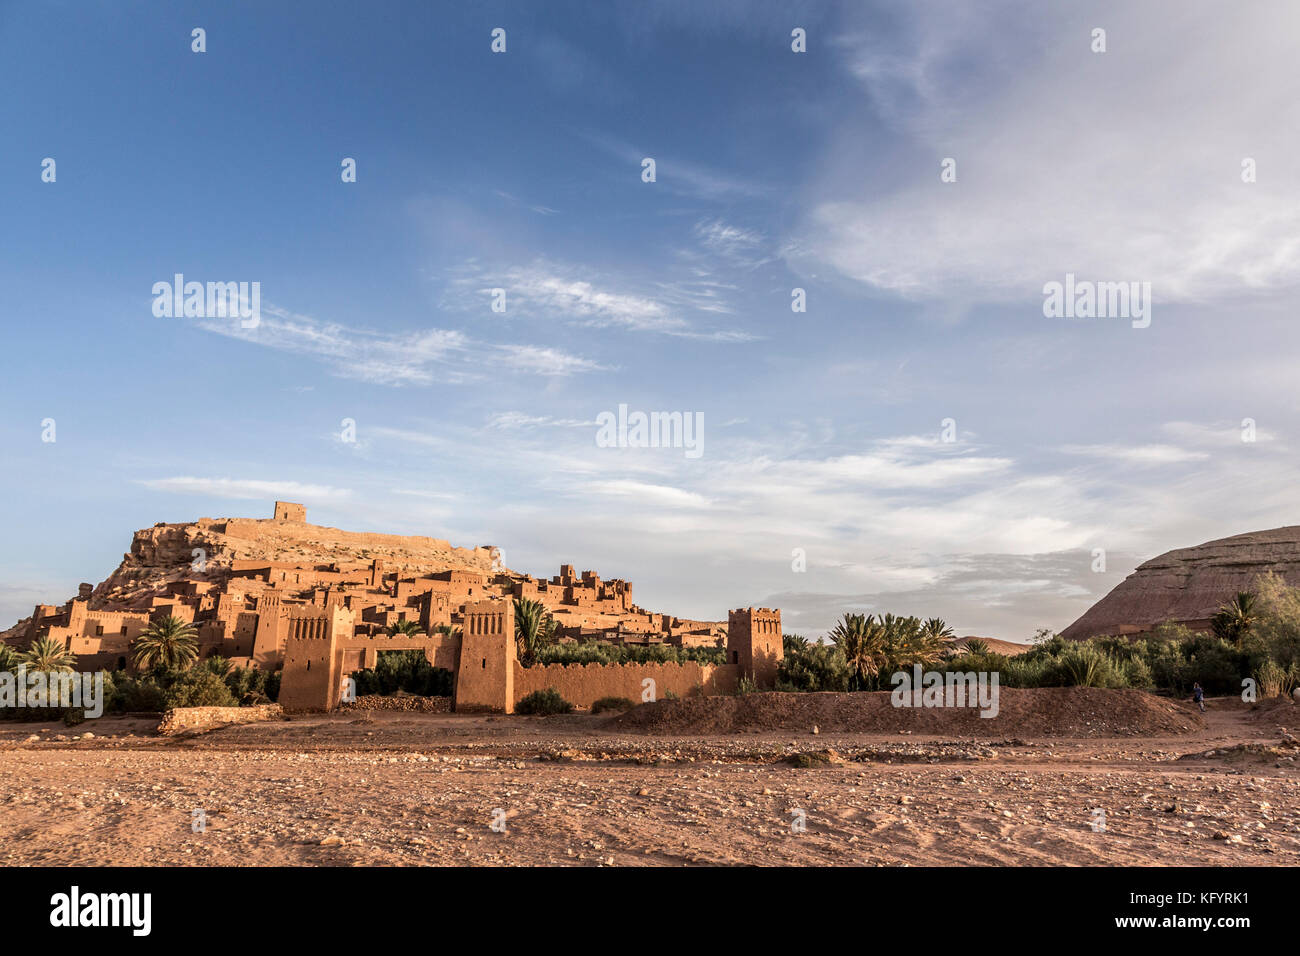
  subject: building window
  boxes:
[95,625,104,636]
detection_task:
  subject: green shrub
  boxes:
[515,688,573,715]
[164,670,237,708]
[109,672,168,712]
[1253,660,1300,699]
[224,665,273,704]
[590,696,635,713]
[1120,656,1154,689]
[1053,643,1118,688]
[776,641,850,692]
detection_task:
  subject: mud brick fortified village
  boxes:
[3,503,783,712]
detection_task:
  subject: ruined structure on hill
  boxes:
[5,503,778,711]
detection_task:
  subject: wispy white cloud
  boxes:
[193,303,605,384]
[583,480,713,510]
[139,477,352,501]
[444,259,758,341]
[493,344,610,376]
[578,129,771,200]
[486,412,597,430]
[1060,443,1210,465]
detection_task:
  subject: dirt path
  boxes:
[0,702,1295,866]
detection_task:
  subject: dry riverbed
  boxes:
[0,700,1297,866]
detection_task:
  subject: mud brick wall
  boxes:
[512,661,739,708]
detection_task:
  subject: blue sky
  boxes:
[4,1,1300,641]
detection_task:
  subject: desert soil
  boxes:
[0,691,1297,867]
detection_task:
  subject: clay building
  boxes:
[5,502,780,713]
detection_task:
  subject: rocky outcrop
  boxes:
[79,516,501,613]
[1062,525,1300,641]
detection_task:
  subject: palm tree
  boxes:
[962,638,991,656]
[201,655,232,677]
[433,624,462,638]
[514,597,557,666]
[389,619,424,637]
[20,634,77,672]
[783,633,810,656]
[1211,591,1257,646]
[915,616,955,663]
[874,613,931,671]
[921,617,955,642]
[0,643,20,672]
[131,615,199,670]
[828,613,887,690]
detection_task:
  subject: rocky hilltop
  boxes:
[1062,525,1300,641]
[1,513,500,640]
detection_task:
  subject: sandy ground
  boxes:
[0,699,1297,866]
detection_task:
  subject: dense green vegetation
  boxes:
[534,642,725,666]
[778,573,1300,699]
[0,655,281,722]
[350,649,454,697]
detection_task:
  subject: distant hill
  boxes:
[949,636,1033,657]
[1062,525,1300,641]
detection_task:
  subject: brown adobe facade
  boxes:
[7,502,781,713]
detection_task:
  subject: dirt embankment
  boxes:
[606,687,1206,737]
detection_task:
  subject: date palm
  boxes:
[131,615,199,670]
[389,619,424,637]
[828,613,887,691]
[917,616,956,662]
[201,655,232,677]
[1211,592,1256,646]
[875,613,925,670]
[514,597,557,666]
[20,634,77,672]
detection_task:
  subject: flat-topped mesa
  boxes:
[1062,525,1300,642]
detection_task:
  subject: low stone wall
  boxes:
[513,661,738,710]
[341,695,451,713]
[157,704,284,736]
